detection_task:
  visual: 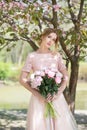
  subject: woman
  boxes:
[19,28,78,130]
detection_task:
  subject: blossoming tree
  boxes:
[0,0,87,113]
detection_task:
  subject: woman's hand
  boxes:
[19,71,46,102]
[33,89,47,102]
[46,93,53,102]
[50,83,68,102]
[46,93,58,102]
[46,91,62,102]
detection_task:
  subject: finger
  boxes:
[51,95,57,101]
[47,93,51,98]
[47,96,52,100]
[46,96,53,102]
[51,96,55,101]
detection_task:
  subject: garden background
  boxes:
[0,0,87,130]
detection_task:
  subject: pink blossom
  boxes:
[55,77,61,84]
[9,3,14,10]
[33,3,39,7]
[53,4,61,12]
[41,2,50,11]
[0,1,5,8]
[19,2,26,10]
[62,31,66,38]
[0,1,5,6]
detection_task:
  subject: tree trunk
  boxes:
[18,42,24,66]
[11,50,17,64]
[68,60,79,113]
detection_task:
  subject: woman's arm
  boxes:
[19,71,47,102]
[51,54,68,101]
[57,69,68,95]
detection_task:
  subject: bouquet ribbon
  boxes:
[44,101,60,118]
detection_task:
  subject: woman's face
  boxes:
[41,32,57,49]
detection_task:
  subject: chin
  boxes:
[47,47,50,50]
[46,44,51,49]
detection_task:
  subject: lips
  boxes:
[47,42,51,46]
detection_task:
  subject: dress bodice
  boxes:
[22,51,67,80]
[31,53,58,71]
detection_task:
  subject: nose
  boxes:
[49,41,53,45]
[50,39,54,44]
[49,39,53,43]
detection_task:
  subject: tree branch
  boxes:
[59,37,72,61]
[78,0,85,22]
[0,43,8,50]
[4,38,19,41]
[42,0,58,27]
[43,16,52,23]
[0,42,10,51]
[67,0,77,24]
[36,18,42,32]
[51,0,58,28]
[21,36,38,50]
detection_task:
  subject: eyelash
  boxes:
[48,36,56,41]
[48,36,51,38]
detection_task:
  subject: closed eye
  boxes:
[48,35,51,38]
[48,35,56,42]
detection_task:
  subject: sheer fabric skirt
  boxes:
[26,94,78,130]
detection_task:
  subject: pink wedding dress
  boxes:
[22,51,78,130]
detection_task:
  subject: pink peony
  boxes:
[47,70,55,78]
[56,71,63,78]
[36,76,43,82]
[49,67,58,73]
[45,69,49,74]
[31,76,42,88]
[55,77,61,84]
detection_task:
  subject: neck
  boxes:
[38,45,50,53]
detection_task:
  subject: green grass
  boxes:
[75,82,87,110]
[79,62,87,80]
[77,82,87,90]
[0,82,87,110]
[0,83,31,109]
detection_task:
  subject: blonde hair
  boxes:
[39,28,59,54]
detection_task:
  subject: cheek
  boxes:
[51,41,55,46]
[44,37,48,43]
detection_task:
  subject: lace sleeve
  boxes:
[57,53,68,95]
[58,53,68,81]
[22,53,33,72]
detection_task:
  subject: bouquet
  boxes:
[29,67,63,118]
